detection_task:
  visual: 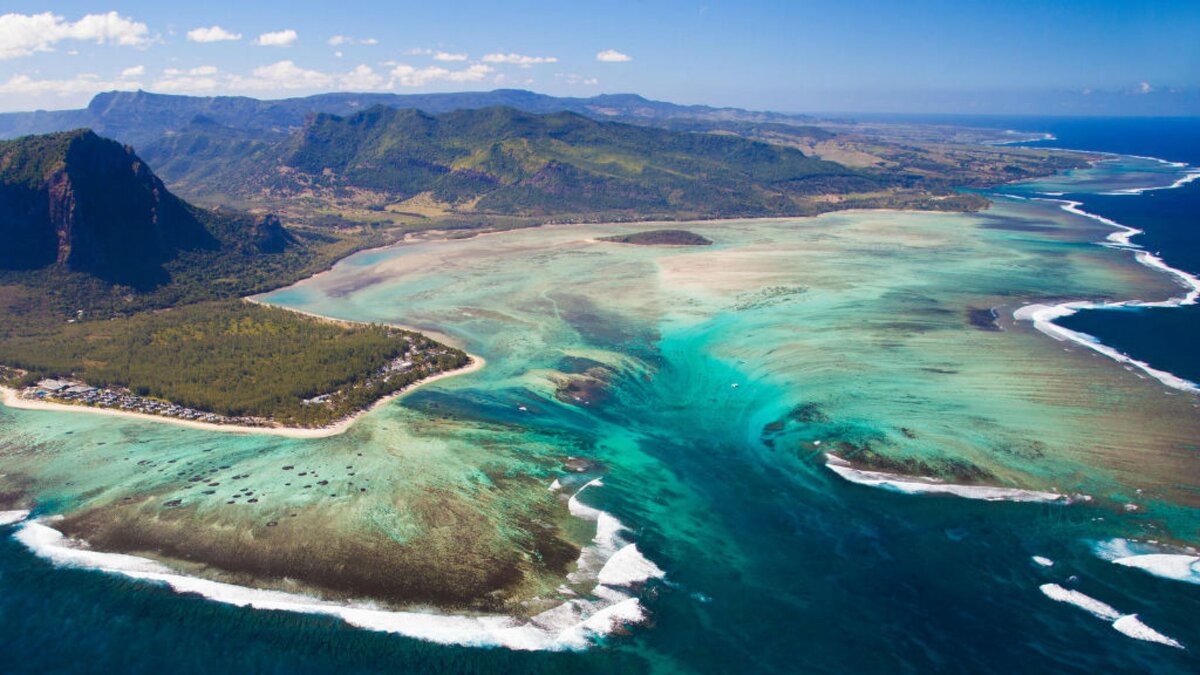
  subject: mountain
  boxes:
[0,89,821,149]
[0,129,307,298]
[0,130,217,287]
[164,105,886,219]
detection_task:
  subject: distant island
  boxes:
[598,229,714,246]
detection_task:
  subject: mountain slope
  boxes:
[0,89,819,148]
[0,129,318,310]
[0,130,216,287]
[186,105,885,219]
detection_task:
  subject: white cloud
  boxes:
[407,48,470,62]
[121,65,145,78]
[1137,81,1152,94]
[389,63,492,86]
[561,73,599,86]
[155,64,224,91]
[222,61,391,92]
[596,49,631,63]
[154,74,219,92]
[340,64,386,90]
[0,72,137,96]
[236,60,329,87]
[187,26,241,43]
[255,29,297,47]
[0,11,151,59]
[329,35,378,46]
[163,66,218,77]
[482,52,557,67]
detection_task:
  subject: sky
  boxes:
[1,1,1198,115]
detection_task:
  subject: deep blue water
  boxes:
[2,117,1199,674]
[1018,118,1200,387]
[878,115,1200,385]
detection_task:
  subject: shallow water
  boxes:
[1,159,1199,671]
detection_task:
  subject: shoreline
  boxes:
[0,355,485,438]
[8,476,666,652]
[823,453,1074,503]
[1008,153,1200,394]
[243,296,466,351]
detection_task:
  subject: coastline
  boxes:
[823,453,1075,503]
[0,354,485,438]
[243,295,466,350]
[1007,155,1200,394]
[259,166,1200,403]
[9,476,666,652]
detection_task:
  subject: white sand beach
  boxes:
[0,354,484,439]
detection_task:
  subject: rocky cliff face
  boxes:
[251,213,296,254]
[0,129,218,288]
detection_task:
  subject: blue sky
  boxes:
[1,1,1198,114]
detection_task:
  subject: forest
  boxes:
[0,300,468,426]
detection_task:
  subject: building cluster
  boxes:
[23,378,268,427]
[13,343,459,427]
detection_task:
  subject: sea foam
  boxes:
[0,510,30,526]
[824,454,1070,503]
[1039,583,1185,649]
[1112,615,1185,649]
[1039,583,1120,621]
[12,478,666,652]
[1094,538,1200,585]
[1012,182,1200,395]
[1111,554,1200,585]
[598,544,666,587]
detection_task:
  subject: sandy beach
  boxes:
[0,354,485,439]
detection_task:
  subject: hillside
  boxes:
[163,105,929,220]
[0,129,464,427]
[0,89,819,147]
[0,90,1086,223]
[0,129,355,321]
[0,129,222,288]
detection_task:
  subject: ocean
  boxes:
[1,118,1198,674]
[1022,120,1200,387]
[873,115,1200,385]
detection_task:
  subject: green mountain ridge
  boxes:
[0,89,819,147]
[0,129,315,312]
[169,105,906,219]
[0,130,217,287]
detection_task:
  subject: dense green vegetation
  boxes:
[0,129,466,426]
[148,105,913,220]
[598,230,714,246]
[0,131,77,187]
[0,101,1052,427]
[0,129,394,321]
[1,90,1086,226]
[0,300,468,426]
[0,89,820,148]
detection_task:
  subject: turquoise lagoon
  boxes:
[1,158,1198,672]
